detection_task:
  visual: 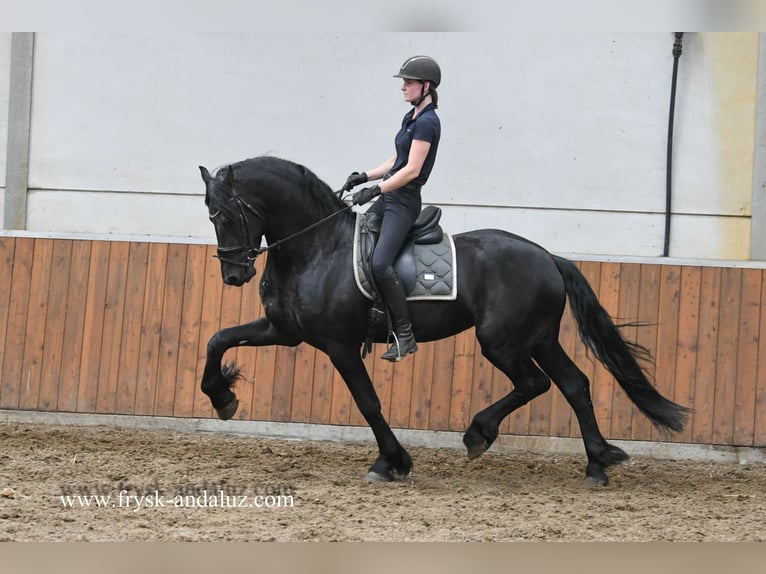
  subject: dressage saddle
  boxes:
[359,205,444,295]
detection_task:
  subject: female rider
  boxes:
[344,55,442,362]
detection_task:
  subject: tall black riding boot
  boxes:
[377,266,418,362]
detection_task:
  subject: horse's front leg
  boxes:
[328,345,412,482]
[202,317,300,420]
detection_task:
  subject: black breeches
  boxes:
[368,195,419,280]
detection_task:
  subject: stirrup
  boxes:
[381,333,418,362]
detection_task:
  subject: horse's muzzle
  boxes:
[223,264,256,286]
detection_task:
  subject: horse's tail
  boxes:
[552,255,691,435]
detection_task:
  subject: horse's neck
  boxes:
[262,202,353,264]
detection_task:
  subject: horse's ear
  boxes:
[224,165,234,186]
[199,166,212,184]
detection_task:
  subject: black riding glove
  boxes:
[352,185,382,206]
[343,171,368,191]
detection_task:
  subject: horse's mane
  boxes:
[233,156,348,214]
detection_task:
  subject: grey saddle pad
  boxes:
[353,212,458,302]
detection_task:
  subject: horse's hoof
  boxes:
[216,399,239,420]
[585,474,609,488]
[364,471,394,483]
[465,439,489,460]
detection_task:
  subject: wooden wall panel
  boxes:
[94,241,130,413]
[653,265,681,442]
[77,240,109,413]
[733,269,762,445]
[755,274,766,446]
[1,236,765,449]
[674,266,702,444]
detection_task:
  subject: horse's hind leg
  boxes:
[533,340,628,486]
[463,345,552,460]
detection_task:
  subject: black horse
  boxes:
[198,156,689,486]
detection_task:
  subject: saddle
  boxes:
[353,205,457,357]
[354,205,457,301]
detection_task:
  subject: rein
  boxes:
[252,204,353,255]
[213,185,352,265]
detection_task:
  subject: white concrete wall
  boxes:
[1,32,760,258]
[0,34,11,219]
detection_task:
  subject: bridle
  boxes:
[210,186,265,269]
[211,184,353,268]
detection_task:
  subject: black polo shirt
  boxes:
[388,103,441,189]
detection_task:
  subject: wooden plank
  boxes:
[609,262,641,439]
[691,267,722,444]
[388,352,415,429]
[630,264,661,440]
[57,240,91,412]
[732,268,762,446]
[36,240,72,411]
[329,358,351,425]
[650,265,681,442]
[19,239,54,410]
[173,244,208,417]
[0,238,31,410]
[449,328,475,431]
[252,344,277,421]
[154,243,188,416]
[0,238,17,407]
[95,241,130,413]
[468,339,496,432]
[755,271,766,447]
[132,243,169,415]
[409,341,435,430]
[711,267,742,445]
[115,242,150,414]
[77,240,110,413]
[290,344,316,423]
[193,244,224,418]
[309,350,335,424]
[270,347,297,422]
[673,266,702,444]
[429,335,456,431]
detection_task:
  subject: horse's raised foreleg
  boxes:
[328,346,412,482]
[202,318,300,420]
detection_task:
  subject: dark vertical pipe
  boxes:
[663,32,684,257]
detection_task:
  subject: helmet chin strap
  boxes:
[411,81,428,107]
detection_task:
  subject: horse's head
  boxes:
[200,164,263,286]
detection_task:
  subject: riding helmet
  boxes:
[393,55,441,87]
